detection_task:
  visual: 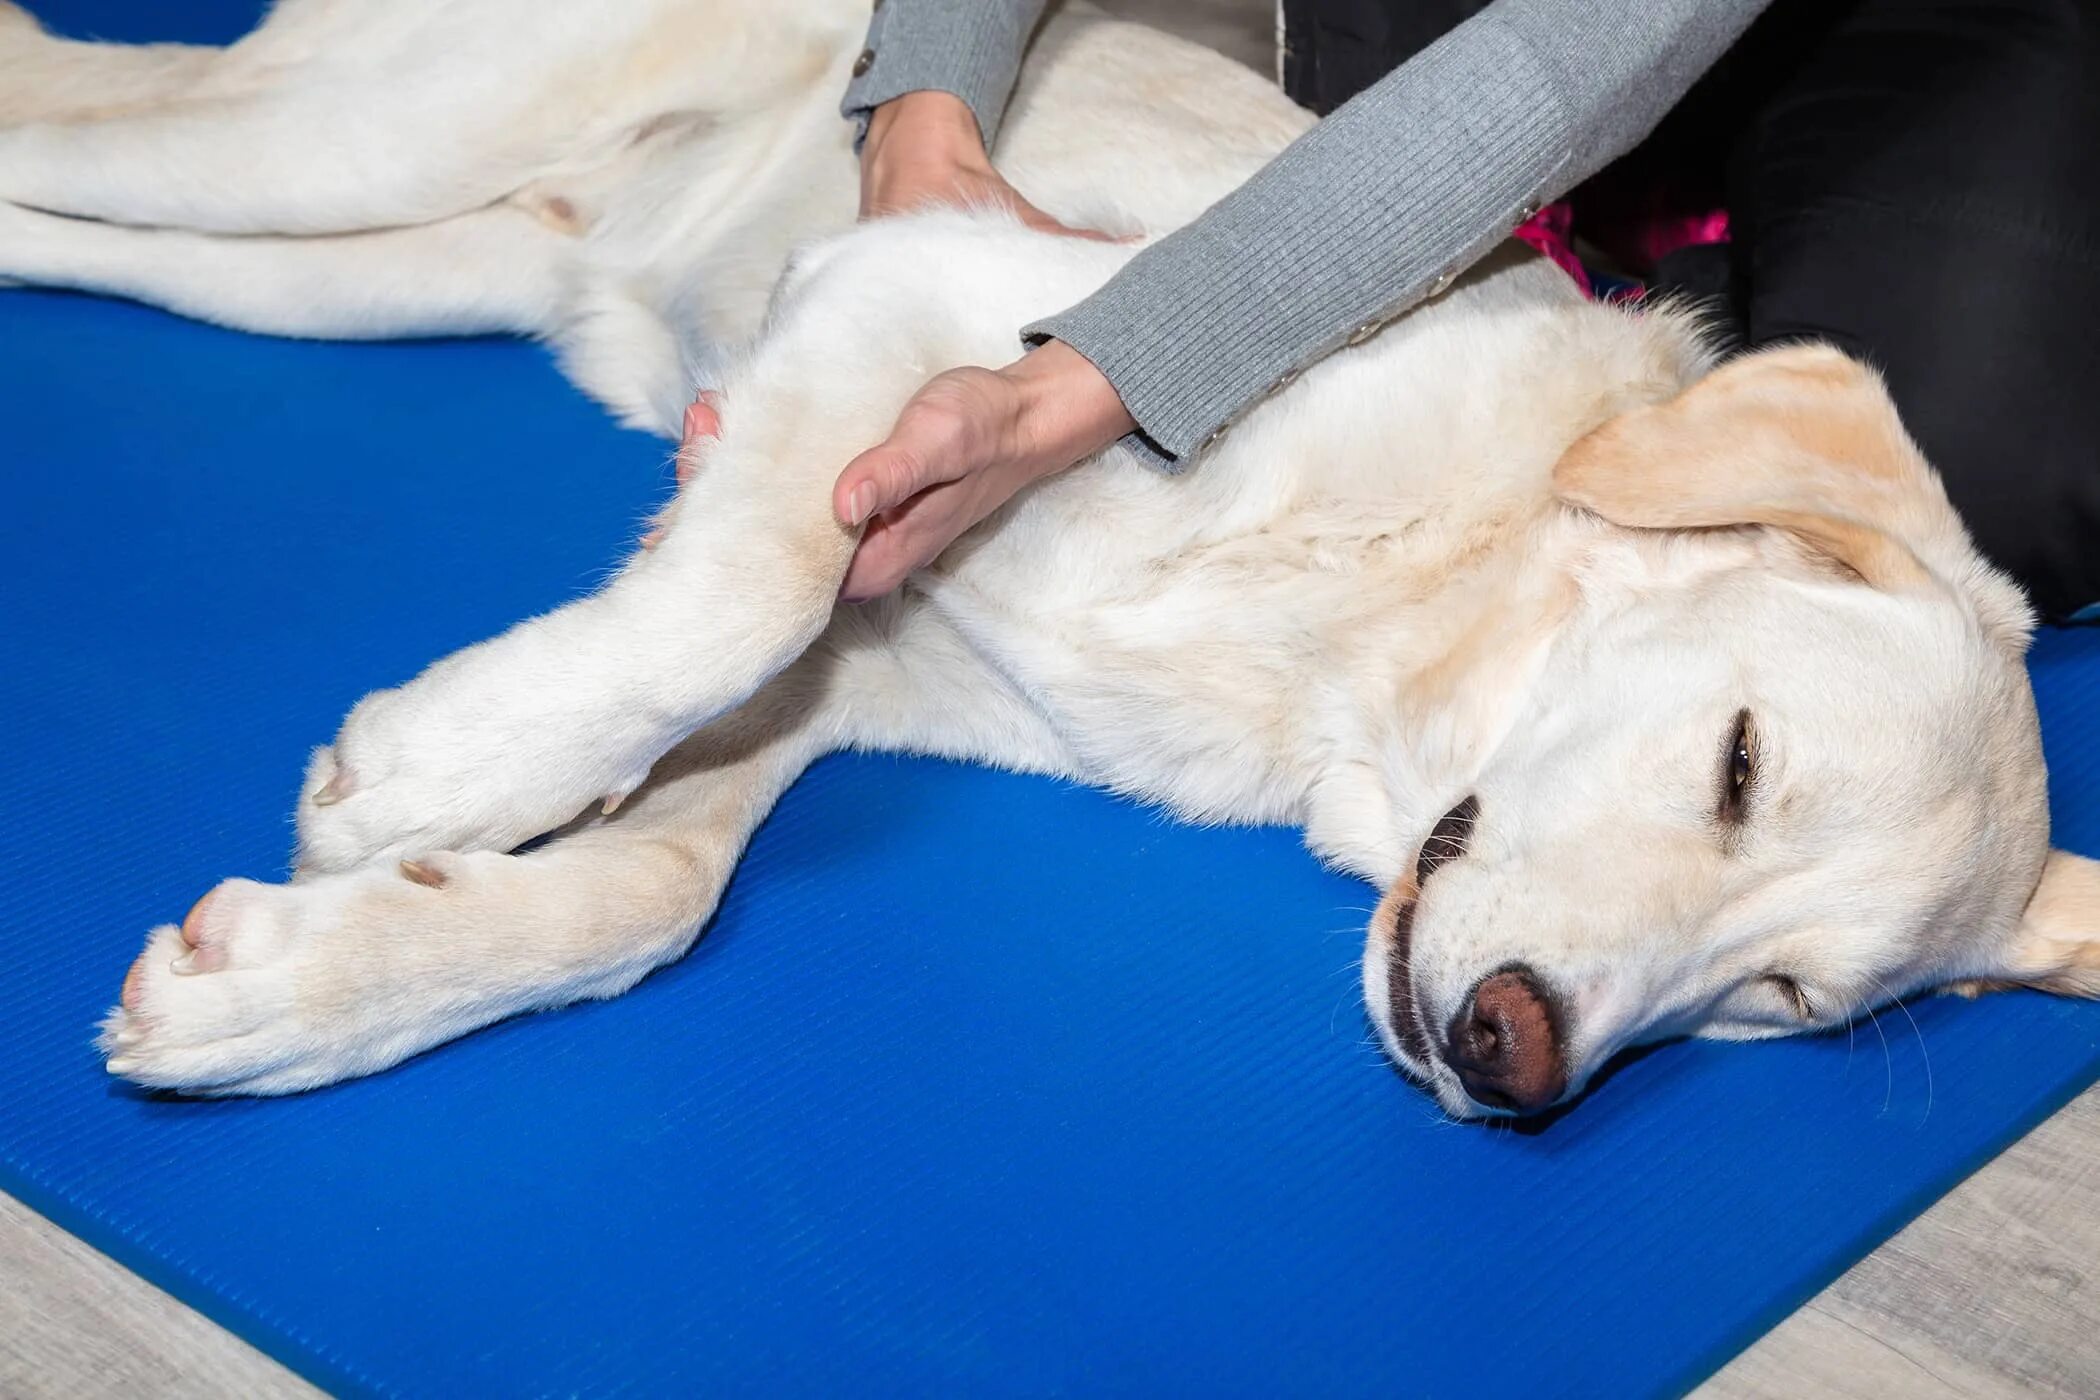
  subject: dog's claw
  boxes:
[601,791,627,816]
[398,857,449,889]
[311,769,355,807]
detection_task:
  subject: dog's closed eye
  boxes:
[1717,708,1756,829]
[1762,974,1814,1020]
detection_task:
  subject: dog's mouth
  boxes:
[1372,795,1484,1096]
[1384,893,1436,1070]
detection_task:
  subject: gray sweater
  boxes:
[844,0,1770,464]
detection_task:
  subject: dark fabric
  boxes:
[1278,0,1493,115]
[1727,0,2100,619]
[1282,0,2100,619]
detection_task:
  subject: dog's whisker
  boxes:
[1870,974,1933,1123]
[1861,999,1895,1116]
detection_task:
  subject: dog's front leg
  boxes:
[294,380,868,875]
[106,679,829,1095]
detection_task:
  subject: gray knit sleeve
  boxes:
[840,0,1048,151]
[1024,0,1771,465]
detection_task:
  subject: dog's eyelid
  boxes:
[1714,707,1756,837]
[1762,973,1815,1020]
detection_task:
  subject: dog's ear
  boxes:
[1955,850,2100,997]
[1553,343,2033,654]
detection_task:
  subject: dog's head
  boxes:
[1367,344,2099,1119]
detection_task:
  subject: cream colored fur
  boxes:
[0,0,2090,1115]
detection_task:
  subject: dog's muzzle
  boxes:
[1441,964,1567,1114]
[1384,796,1571,1116]
[1384,796,1479,1073]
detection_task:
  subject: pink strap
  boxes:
[1512,203,1592,294]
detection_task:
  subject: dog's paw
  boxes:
[102,859,497,1094]
[291,705,489,875]
[293,629,660,875]
[102,879,323,1094]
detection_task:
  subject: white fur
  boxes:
[4,0,2090,1115]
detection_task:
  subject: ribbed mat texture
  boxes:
[4,4,2099,1392]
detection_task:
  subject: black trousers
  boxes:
[1282,0,2100,618]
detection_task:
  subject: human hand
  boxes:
[860,90,1120,241]
[832,339,1136,601]
[640,390,722,552]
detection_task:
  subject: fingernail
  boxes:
[847,483,878,526]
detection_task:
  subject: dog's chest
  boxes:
[922,478,1513,830]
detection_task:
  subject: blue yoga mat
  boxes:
[5,5,2100,1395]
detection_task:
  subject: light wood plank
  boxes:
[1701,1082,2100,1398]
[0,1193,319,1400]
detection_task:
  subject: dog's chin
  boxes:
[1360,924,1500,1121]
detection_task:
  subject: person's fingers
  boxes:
[839,456,1043,602]
[678,391,723,484]
[681,392,721,440]
[840,492,977,602]
[833,393,984,527]
[836,442,924,529]
[838,513,918,601]
[1014,201,1128,244]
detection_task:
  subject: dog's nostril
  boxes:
[1440,964,1567,1115]
[1464,1011,1499,1060]
[1450,1005,1500,1065]
[1415,794,1480,887]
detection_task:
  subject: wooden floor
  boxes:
[7,1,2096,1395]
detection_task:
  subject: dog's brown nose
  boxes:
[1442,966,1567,1114]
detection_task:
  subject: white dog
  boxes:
[3,0,2093,1115]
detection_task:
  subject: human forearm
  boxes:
[840,0,1048,152]
[1026,0,1772,463]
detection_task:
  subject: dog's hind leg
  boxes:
[0,4,221,126]
[101,669,836,1094]
[0,0,861,235]
[0,86,560,233]
[0,199,568,339]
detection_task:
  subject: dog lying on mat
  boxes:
[3,0,2093,1114]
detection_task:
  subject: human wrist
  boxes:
[863,90,991,173]
[1001,340,1137,473]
